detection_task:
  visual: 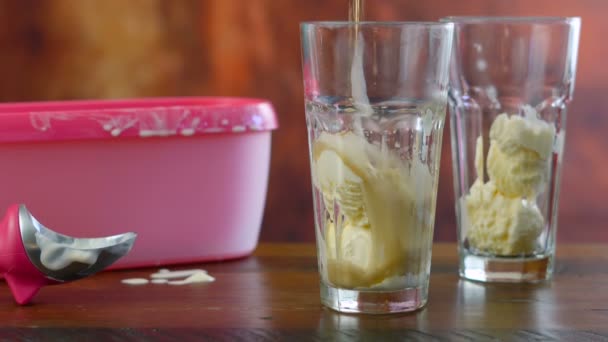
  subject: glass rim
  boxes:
[300,21,454,28]
[440,16,580,24]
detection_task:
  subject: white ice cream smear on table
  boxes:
[150,269,209,279]
[168,272,215,285]
[121,268,214,286]
[121,278,150,285]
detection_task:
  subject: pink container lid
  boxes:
[0,97,278,143]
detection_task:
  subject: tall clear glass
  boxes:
[444,17,581,282]
[300,22,454,314]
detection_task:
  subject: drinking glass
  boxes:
[300,21,454,313]
[443,17,581,282]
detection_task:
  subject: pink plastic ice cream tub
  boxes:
[0,97,277,269]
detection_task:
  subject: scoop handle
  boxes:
[0,204,57,305]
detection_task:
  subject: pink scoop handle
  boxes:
[0,204,56,305]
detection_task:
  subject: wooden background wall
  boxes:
[0,0,605,242]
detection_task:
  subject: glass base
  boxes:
[320,281,427,314]
[460,251,553,283]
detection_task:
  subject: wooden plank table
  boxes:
[0,243,606,341]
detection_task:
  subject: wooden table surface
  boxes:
[0,243,606,341]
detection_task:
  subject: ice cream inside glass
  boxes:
[311,118,436,291]
[301,21,454,314]
[465,106,556,257]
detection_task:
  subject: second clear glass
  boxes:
[444,17,581,282]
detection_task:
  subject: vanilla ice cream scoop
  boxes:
[487,142,550,198]
[465,181,544,255]
[465,106,553,255]
[490,107,555,159]
[487,110,555,197]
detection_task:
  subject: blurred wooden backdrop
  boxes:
[0,0,605,242]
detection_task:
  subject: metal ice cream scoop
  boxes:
[0,204,136,305]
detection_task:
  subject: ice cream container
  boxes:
[0,97,278,269]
